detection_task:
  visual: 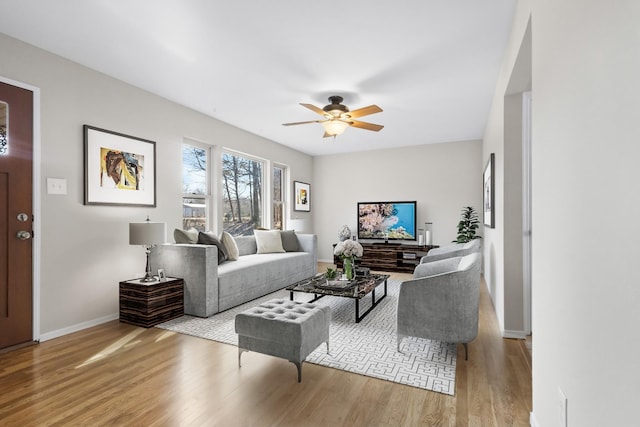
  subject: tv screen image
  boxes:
[357,201,417,241]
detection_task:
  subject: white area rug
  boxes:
[156,280,457,395]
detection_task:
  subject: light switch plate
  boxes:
[47,178,67,195]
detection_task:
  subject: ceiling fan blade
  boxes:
[300,103,327,116]
[345,104,382,119]
[282,120,323,126]
[350,120,384,132]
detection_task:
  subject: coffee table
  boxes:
[285,273,390,323]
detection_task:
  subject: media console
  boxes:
[334,242,439,273]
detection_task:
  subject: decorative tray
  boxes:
[315,279,357,290]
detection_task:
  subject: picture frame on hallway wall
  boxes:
[293,181,310,212]
[83,125,156,207]
[483,152,495,228]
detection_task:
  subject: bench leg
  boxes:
[238,348,247,368]
[291,361,302,383]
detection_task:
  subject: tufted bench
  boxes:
[235,298,331,382]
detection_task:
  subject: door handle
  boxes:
[17,231,31,240]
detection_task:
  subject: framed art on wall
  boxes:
[84,125,156,206]
[293,181,310,212]
[483,152,495,228]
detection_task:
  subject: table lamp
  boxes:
[129,216,166,282]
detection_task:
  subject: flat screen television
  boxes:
[357,201,417,242]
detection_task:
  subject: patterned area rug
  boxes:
[156,280,456,395]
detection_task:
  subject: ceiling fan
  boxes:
[282,96,383,138]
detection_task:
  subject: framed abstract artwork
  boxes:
[293,181,310,212]
[483,152,495,228]
[84,125,156,206]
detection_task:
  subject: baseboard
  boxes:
[502,329,527,339]
[39,313,119,342]
[530,411,539,427]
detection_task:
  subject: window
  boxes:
[222,151,265,236]
[272,165,285,230]
[182,143,210,231]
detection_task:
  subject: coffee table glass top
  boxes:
[286,273,390,299]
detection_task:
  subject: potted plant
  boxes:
[325,267,338,280]
[453,206,482,243]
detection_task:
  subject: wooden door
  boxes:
[0,81,33,349]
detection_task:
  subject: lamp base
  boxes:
[140,249,156,282]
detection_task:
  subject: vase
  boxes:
[343,257,354,280]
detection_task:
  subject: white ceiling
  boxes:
[0,0,516,156]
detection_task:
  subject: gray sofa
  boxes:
[150,233,317,317]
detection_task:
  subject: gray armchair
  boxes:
[397,252,482,360]
[420,239,481,264]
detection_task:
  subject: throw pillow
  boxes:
[280,230,299,252]
[254,230,285,254]
[197,232,229,264]
[221,231,239,261]
[174,228,199,244]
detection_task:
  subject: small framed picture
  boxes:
[294,181,310,212]
[157,268,167,282]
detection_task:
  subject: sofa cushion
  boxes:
[254,230,285,254]
[174,228,199,244]
[235,235,258,256]
[221,231,239,261]
[198,232,228,264]
[218,252,316,311]
[280,230,300,252]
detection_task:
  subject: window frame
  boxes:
[221,149,268,235]
[271,163,287,230]
[182,140,212,232]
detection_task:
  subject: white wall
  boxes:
[312,140,482,263]
[482,1,531,336]
[0,33,313,337]
[531,1,640,425]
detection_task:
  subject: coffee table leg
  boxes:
[355,279,388,323]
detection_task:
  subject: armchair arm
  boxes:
[419,240,482,264]
[413,257,461,278]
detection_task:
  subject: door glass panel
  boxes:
[0,101,7,155]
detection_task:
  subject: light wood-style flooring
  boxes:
[0,267,531,426]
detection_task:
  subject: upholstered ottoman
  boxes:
[235,298,331,382]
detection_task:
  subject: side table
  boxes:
[119,277,184,328]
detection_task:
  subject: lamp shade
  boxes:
[129,221,166,246]
[322,120,349,136]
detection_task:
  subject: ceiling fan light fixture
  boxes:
[322,96,349,117]
[322,120,349,136]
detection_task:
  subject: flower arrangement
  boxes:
[334,240,363,280]
[334,239,363,258]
